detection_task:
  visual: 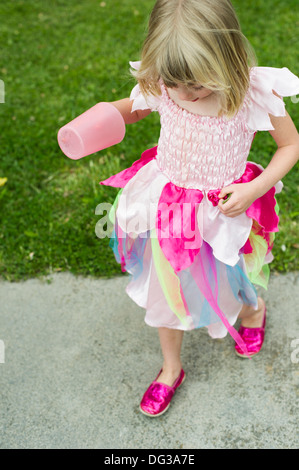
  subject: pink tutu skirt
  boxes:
[100,147,281,356]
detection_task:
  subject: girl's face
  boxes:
[170,84,213,102]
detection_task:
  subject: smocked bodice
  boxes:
[156,85,254,190]
[129,62,299,191]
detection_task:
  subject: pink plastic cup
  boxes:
[57,102,126,159]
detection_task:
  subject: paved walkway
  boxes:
[0,272,298,449]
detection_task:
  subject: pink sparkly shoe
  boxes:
[235,305,267,358]
[139,369,185,417]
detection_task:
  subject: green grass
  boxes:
[0,0,298,281]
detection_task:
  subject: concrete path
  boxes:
[0,272,298,449]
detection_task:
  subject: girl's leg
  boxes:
[155,300,265,385]
[238,296,266,327]
[156,327,184,387]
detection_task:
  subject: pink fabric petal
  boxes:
[156,182,204,272]
[241,238,253,255]
[207,189,221,207]
[241,162,279,233]
[100,146,157,188]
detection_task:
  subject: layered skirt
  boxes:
[100,147,281,355]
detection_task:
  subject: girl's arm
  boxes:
[218,111,299,218]
[111,98,152,124]
[250,112,299,195]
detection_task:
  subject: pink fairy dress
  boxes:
[100,63,299,354]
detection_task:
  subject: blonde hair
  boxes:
[132,0,256,117]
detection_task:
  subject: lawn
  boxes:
[0,0,298,281]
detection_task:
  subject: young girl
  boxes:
[99,0,299,417]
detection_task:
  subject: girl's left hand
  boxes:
[217,182,257,218]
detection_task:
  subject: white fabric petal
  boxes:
[116,160,169,235]
[130,84,151,112]
[125,237,152,308]
[129,60,141,71]
[246,67,299,132]
[129,60,161,112]
[129,84,161,112]
[198,195,253,266]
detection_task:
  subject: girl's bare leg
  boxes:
[238,296,266,327]
[156,327,184,387]
[156,298,265,387]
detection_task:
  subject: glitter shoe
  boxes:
[235,305,267,358]
[139,369,185,417]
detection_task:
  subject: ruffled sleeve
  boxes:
[129,61,161,113]
[245,67,299,132]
